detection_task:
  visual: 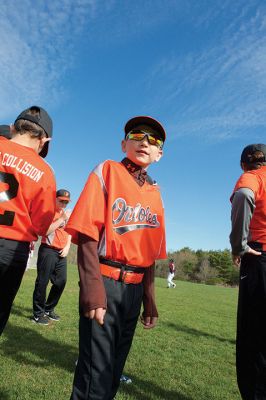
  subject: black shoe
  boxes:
[32,315,49,325]
[45,311,60,321]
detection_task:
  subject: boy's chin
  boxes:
[127,156,149,168]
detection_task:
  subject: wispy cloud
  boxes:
[144,1,266,141]
[0,0,191,121]
[0,0,99,119]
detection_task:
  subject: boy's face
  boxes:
[121,131,163,168]
[56,197,69,211]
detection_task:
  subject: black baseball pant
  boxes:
[71,276,143,400]
[236,243,266,400]
[33,244,67,317]
[0,238,29,335]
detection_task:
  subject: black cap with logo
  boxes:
[56,189,71,202]
[14,106,53,158]
[124,116,166,142]
[241,144,266,164]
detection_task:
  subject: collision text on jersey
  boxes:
[0,152,44,182]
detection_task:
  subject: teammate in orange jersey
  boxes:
[230,144,266,400]
[66,116,167,400]
[32,189,72,325]
[0,106,56,335]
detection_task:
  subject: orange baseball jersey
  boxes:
[66,160,167,267]
[232,165,266,244]
[0,137,56,241]
[41,210,69,249]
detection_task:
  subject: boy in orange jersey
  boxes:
[0,106,56,335]
[230,144,266,400]
[66,116,167,400]
[32,189,71,325]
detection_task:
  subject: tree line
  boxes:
[156,247,239,286]
[67,245,239,286]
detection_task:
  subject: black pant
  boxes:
[71,277,143,400]
[0,238,29,335]
[236,244,266,400]
[33,244,67,317]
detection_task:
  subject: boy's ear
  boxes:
[241,161,247,171]
[155,149,163,162]
[40,136,51,145]
[43,136,51,142]
[10,124,16,135]
[38,136,51,154]
[121,139,127,153]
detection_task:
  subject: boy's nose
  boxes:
[140,137,149,145]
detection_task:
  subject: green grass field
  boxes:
[0,265,240,400]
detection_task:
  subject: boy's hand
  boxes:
[84,308,106,325]
[140,315,158,329]
[232,255,241,268]
[62,209,72,221]
[232,247,261,267]
[59,244,70,258]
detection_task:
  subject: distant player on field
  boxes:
[0,106,56,335]
[167,259,176,288]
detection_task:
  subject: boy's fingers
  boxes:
[84,310,95,319]
[143,317,158,329]
[232,255,241,267]
[84,308,106,324]
[248,248,262,256]
[140,315,158,329]
[95,308,106,325]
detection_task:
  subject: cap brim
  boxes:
[124,116,166,141]
[57,196,70,201]
[39,141,49,158]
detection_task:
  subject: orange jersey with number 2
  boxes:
[0,137,56,241]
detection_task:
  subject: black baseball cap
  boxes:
[0,125,11,139]
[56,189,71,202]
[241,144,266,163]
[124,116,166,142]
[14,106,53,158]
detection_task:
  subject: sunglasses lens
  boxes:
[127,133,145,141]
[127,131,163,148]
[148,136,156,145]
[153,138,163,147]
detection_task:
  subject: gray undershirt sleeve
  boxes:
[230,188,255,256]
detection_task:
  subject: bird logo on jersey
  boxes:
[112,197,160,235]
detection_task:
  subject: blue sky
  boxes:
[1,0,266,251]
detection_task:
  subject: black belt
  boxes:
[99,257,145,274]
[40,243,61,251]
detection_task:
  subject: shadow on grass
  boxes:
[1,321,77,373]
[163,321,235,345]
[0,390,10,400]
[11,304,32,317]
[118,375,192,400]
